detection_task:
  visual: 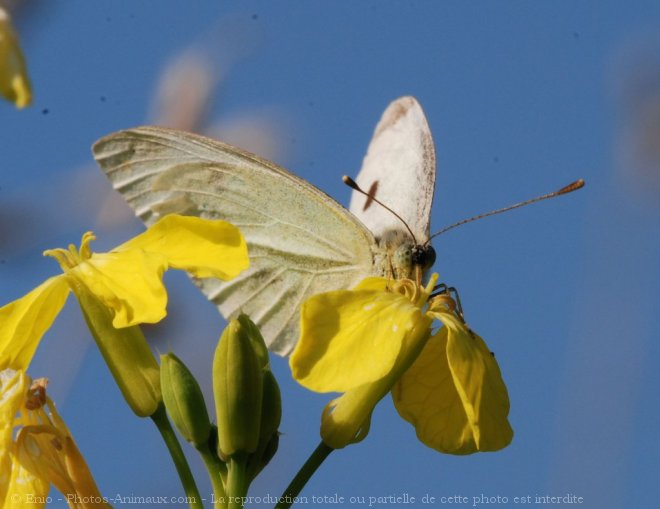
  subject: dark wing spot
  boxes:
[363,180,379,211]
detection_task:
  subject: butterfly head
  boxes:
[377,229,435,280]
[392,242,436,279]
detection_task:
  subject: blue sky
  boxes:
[2,1,659,508]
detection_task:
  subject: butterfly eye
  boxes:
[411,245,436,270]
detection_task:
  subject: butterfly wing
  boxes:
[92,126,376,356]
[349,96,436,243]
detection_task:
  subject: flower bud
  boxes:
[236,314,269,369]
[259,370,282,444]
[248,432,279,481]
[160,353,211,447]
[0,8,32,108]
[213,316,264,458]
[247,369,282,479]
[234,315,281,448]
[75,283,161,417]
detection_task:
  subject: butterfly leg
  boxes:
[431,284,465,321]
[432,283,448,294]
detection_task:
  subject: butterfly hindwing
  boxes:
[92,126,376,355]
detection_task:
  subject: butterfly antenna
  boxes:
[428,179,585,242]
[343,175,418,243]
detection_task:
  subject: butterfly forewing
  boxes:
[93,126,376,355]
[349,96,436,244]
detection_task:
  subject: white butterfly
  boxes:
[92,96,436,356]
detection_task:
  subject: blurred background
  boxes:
[1,1,659,508]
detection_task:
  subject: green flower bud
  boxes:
[75,284,161,417]
[236,314,269,369]
[247,370,282,480]
[259,370,282,445]
[248,432,280,481]
[213,316,264,458]
[160,353,211,447]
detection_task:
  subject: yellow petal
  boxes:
[393,314,513,454]
[0,370,25,464]
[352,277,389,291]
[0,369,27,430]
[0,369,28,503]
[290,288,430,393]
[440,314,512,452]
[3,459,49,509]
[71,249,168,328]
[118,215,249,280]
[17,426,108,507]
[0,8,32,108]
[0,374,49,509]
[319,380,382,449]
[0,277,70,371]
[393,329,474,454]
[60,435,109,506]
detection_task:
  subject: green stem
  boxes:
[197,443,227,509]
[275,442,333,509]
[151,405,204,509]
[226,455,249,509]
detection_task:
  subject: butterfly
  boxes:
[92,96,437,356]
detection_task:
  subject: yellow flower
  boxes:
[290,275,513,454]
[0,214,248,372]
[0,370,109,508]
[0,7,31,108]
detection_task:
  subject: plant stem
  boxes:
[226,455,249,509]
[197,443,227,509]
[274,442,333,509]
[151,405,204,509]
